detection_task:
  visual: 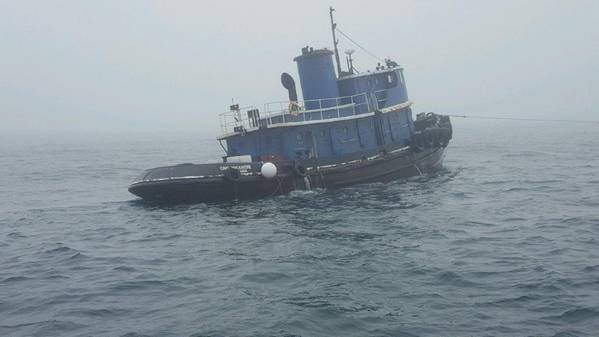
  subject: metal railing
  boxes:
[219,89,392,136]
[219,105,256,136]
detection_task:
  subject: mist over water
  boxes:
[2,1,597,134]
[1,120,599,337]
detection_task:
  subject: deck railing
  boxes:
[219,89,391,136]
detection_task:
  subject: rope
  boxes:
[319,169,326,189]
[414,164,423,177]
[267,176,283,197]
[303,176,312,191]
[447,114,599,125]
[335,27,384,63]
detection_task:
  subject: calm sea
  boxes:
[1,120,598,337]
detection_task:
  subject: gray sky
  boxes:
[1,0,597,136]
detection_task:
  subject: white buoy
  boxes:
[260,162,277,179]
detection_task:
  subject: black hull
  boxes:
[128,146,446,204]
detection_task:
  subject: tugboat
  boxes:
[129,7,452,203]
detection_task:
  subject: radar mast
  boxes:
[329,7,343,77]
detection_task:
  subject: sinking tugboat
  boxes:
[129,7,452,203]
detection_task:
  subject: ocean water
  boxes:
[1,120,598,337]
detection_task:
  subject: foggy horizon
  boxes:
[1,0,597,137]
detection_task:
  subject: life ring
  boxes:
[289,101,301,116]
[223,167,241,181]
[293,163,307,177]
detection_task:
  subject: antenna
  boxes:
[329,7,342,77]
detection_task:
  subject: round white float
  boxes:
[260,162,277,179]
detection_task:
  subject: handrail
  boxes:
[219,88,396,135]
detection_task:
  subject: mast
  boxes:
[329,6,342,77]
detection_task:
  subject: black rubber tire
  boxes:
[409,133,422,152]
[293,163,307,177]
[223,167,241,181]
[415,132,425,149]
[423,130,435,148]
[440,128,450,147]
[434,128,443,147]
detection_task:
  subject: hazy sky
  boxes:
[1,0,597,136]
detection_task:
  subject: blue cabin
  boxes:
[218,45,415,164]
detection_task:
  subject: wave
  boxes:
[549,307,599,323]
[1,276,32,283]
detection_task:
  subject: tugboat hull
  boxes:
[128,145,446,204]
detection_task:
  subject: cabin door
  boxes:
[314,128,334,157]
[306,131,317,158]
[295,130,317,159]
